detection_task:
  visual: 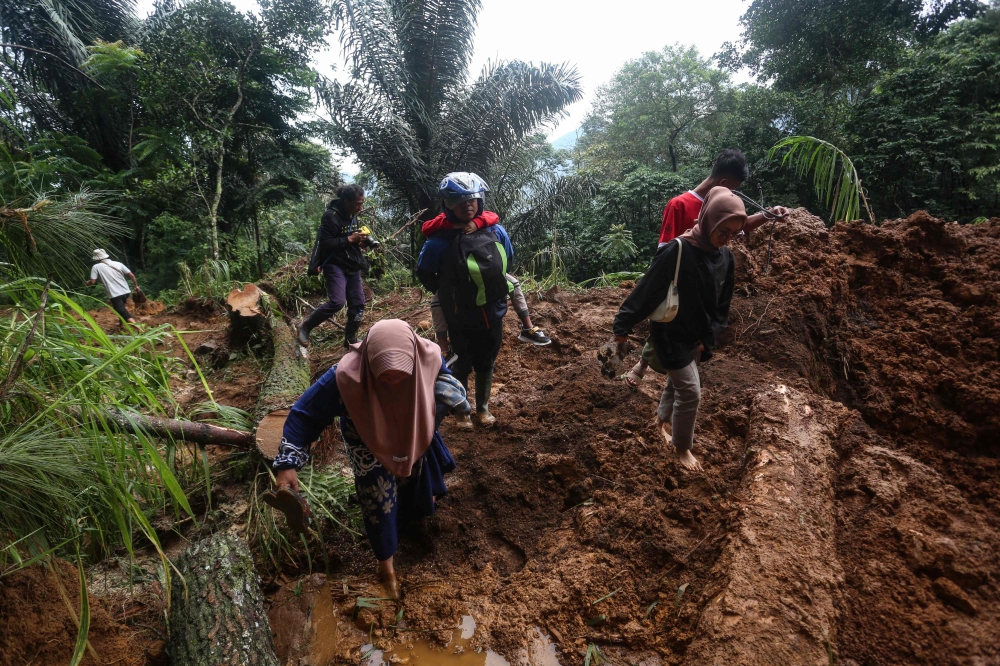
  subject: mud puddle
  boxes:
[359,615,561,666]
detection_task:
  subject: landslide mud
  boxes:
[22,211,997,665]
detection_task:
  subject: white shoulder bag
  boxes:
[648,239,682,323]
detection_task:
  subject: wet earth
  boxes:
[2,210,998,665]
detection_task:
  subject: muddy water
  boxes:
[360,616,561,666]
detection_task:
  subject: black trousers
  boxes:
[449,320,504,389]
[109,294,132,321]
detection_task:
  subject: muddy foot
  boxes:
[677,449,703,471]
[381,571,400,600]
[657,418,673,447]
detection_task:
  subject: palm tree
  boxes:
[0,0,137,168]
[318,0,583,216]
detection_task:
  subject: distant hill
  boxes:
[550,128,581,152]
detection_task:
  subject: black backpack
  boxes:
[307,221,324,276]
[451,227,513,309]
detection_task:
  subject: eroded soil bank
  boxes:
[3,210,998,665]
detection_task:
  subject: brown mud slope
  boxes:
[725,211,1000,664]
[40,211,998,665]
[313,210,999,665]
[0,561,166,665]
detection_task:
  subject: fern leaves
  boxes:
[768,136,874,223]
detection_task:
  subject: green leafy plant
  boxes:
[768,135,874,223]
[599,224,638,266]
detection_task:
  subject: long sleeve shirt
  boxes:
[317,202,367,272]
[273,360,469,471]
[613,238,735,370]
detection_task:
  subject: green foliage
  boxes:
[852,7,1000,220]
[317,0,583,214]
[599,224,638,268]
[768,136,871,223]
[580,44,730,175]
[719,0,986,93]
[0,279,197,581]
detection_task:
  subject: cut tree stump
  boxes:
[227,283,267,348]
[169,533,279,666]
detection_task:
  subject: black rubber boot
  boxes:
[475,369,496,426]
[297,309,328,347]
[343,310,363,347]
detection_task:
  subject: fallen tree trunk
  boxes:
[66,406,253,448]
[169,533,279,666]
[683,385,849,665]
[253,292,310,460]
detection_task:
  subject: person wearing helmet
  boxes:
[421,174,551,355]
[416,172,517,427]
[86,248,140,324]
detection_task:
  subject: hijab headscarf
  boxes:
[336,319,442,477]
[678,186,747,252]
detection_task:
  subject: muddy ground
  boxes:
[2,210,998,665]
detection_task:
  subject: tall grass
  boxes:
[0,278,197,587]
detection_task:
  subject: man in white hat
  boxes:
[86,249,140,324]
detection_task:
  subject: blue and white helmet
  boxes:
[438,172,489,204]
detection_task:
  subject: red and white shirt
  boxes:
[657,190,704,247]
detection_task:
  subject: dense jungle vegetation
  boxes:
[1,0,998,591]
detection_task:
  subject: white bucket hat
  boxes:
[92,249,109,261]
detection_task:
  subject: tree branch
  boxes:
[0,43,105,90]
[67,406,253,448]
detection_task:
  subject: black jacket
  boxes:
[318,201,368,273]
[613,238,735,370]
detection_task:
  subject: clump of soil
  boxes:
[0,561,166,666]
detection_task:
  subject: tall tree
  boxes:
[852,7,1000,220]
[136,0,332,260]
[317,0,583,215]
[0,0,138,168]
[719,0,987,94]
[578,44,730,175]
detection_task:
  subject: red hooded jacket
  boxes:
[421,210,499,237]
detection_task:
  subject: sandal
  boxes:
[625,361,646,387]
[261,485,311,534]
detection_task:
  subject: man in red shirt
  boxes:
[658,149,786,246]
[627,149,788,386]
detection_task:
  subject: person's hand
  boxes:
[462,221,478,234]
[767,206,789,219]
[348,232,364,244]
[696,342,705,353]
[614,334,631,357]
[275,468,299,493]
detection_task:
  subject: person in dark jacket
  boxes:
[297,184,369,347]
[416,173,515,427]
[611,186,745,471]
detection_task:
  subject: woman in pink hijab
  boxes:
[270,319,470,598]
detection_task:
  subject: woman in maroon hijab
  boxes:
[269,319,470,598]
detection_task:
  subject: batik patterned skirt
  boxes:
[339,407,456,561]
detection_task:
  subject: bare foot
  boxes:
[677,449,703,471]
[656,417,672,446]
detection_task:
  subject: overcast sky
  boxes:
[135,0,751,169]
